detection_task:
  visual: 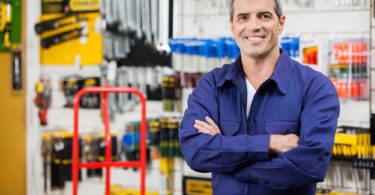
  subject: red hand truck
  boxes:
[72,85,147,195]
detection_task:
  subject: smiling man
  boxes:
[178,0,340,194]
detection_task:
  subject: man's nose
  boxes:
[247,17,261,31]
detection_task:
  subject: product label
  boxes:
[69,0,99,12]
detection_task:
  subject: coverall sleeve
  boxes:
[234,75,340,190]
[179,71,271,173]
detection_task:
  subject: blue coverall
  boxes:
[179,49,340,194]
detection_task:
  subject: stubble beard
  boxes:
[243,39,278,60]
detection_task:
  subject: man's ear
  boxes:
[278,15,286,34]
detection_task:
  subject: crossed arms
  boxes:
[194,116,299,154]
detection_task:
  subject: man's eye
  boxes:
[240,16,247,20]
[261,14,271,19]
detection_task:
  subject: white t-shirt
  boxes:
[245,78,256,118]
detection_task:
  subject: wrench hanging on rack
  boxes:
[40,28,84,48]
[116,66,128,113]
[135,0,142,39]
[141,0,152,43]
[151,0,159,46]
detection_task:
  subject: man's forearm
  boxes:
[180,127,271,172]
[269,134,299,153]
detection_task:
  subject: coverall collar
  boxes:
[216,48,291,95]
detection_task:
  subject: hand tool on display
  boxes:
[102,0,118,31]
[80,77,101,108]
[116,67,128,113]
[106,61,118,119]
[100,62,119,114]
[123,67,137,112]
[135,0,142,39]
[151,0,159,46]
[121,36,130,59]
[40,27,84,48]
[99,0,106,16]
[137,67,147,100]
[103,0,113,26]
[125,0,134,32]
[103,0,133,64]
[159,118,177,195]
[72,84,147,195]
[103,32,114,59]
[34,80,52,126]
[100,0,172,61]
[0,0,20,51]
[162,76,169,111]
[117,0,128,32]
[158,0,170,52]
[104,34,117,60]
[63,76,81,107]
[116,66,142,113]
[141,0,152,43]
[113,35,126,59]
[124,36,131,55]
[0,1,11,31]
[0,1,12,48]
[360,41,367,98]
[84,134,102,178]
[41,134,52,192]
[112,0,120,26]
[122,123,135,166]
[0,0,21,51]
[34,14,82,34]
[145,67,157,99]
[11,49,22,93]
[124,121,143,170]
[149,120,161,160]
[50,131,83,190]
[98,133,118,162]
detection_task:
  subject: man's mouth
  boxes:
[245,35,265,43]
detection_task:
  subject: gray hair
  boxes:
[229,0,283,21]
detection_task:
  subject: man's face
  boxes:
[230,0,285,59]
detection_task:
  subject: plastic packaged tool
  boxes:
[329,40,368,100]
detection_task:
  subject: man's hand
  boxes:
[269,134,299,153]
[194,116,221,135]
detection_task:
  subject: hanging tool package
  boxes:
[0,0,21,51]
[35,13,89,48]
[36,0,100,48]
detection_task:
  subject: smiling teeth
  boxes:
[248,37,263,41]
